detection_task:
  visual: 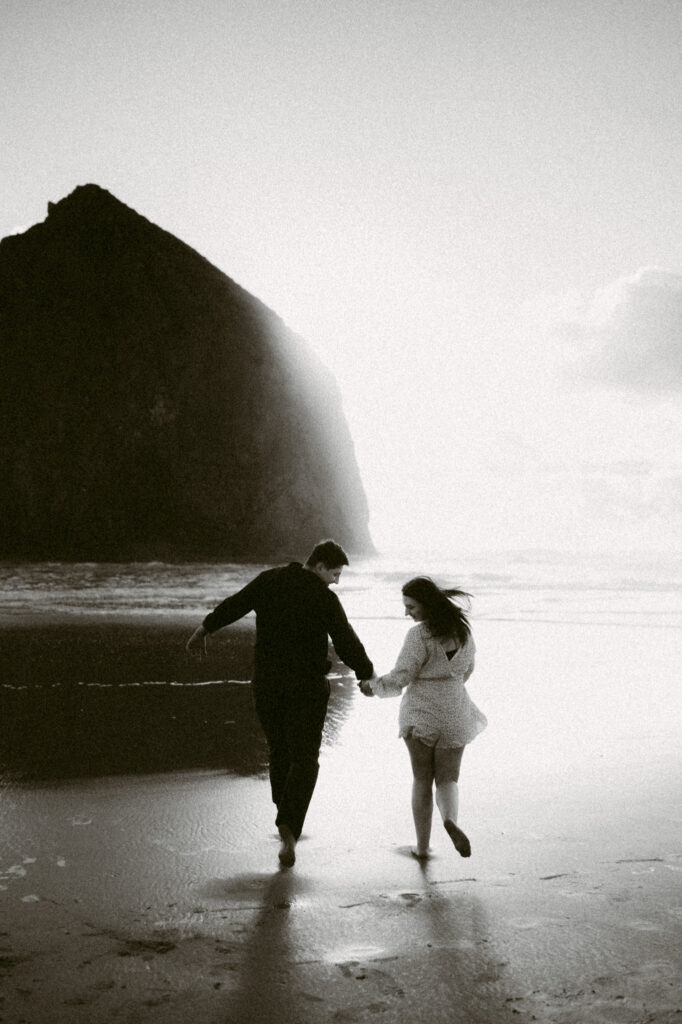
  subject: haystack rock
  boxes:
[0,185,374,561]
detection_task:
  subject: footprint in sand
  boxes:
[335,960,405,1000]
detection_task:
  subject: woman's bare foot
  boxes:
[411,847,432,861]
[278,824,296,867]
[444,819,471,857]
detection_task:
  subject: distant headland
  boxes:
[0,185,374,561]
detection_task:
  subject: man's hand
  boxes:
[185,625,208,659]
[358,677,376,697]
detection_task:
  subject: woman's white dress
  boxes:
[371,622,487,748]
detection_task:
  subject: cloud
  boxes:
[549,267,682,394]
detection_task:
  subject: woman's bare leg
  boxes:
[433,745,464,823]
[404,736,435,857]
[434,746,471,857]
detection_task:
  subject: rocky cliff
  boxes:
[0,185,374,561]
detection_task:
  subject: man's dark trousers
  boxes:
[254,675,330,841]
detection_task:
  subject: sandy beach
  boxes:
[1,605,681,1024]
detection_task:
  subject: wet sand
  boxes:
[1,613,681,1023]
[0,616,265,778]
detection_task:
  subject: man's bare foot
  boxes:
[444,819,471,857]
[278,824,296,867]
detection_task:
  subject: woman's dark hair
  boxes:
[402,576,472,646]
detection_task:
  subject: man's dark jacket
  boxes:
[203,562,373,685]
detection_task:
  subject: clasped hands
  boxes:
[358,674,377,697]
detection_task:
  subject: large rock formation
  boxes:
[0,185,373,561]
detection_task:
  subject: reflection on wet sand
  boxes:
[207,865,515,1024]
[0,678,270,779]
[0,619,359,780]
[206,871,315,1023]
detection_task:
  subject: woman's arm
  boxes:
[462,637,476,682]
[370,627,427,698]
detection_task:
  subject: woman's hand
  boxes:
[358,677,375,697]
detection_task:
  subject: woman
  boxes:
[361,577,486,859]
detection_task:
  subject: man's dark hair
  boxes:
[305,539,349,570]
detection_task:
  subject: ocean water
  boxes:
[1,548,681,627]
[0,551,680,786]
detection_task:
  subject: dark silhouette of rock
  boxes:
[0,185,374,561]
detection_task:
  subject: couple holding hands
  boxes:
[186,540,486,868]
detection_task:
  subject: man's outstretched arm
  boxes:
[185,575,262,657]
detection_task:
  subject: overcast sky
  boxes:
[3,0,681,557]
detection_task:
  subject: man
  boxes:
[186,539,374,867]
